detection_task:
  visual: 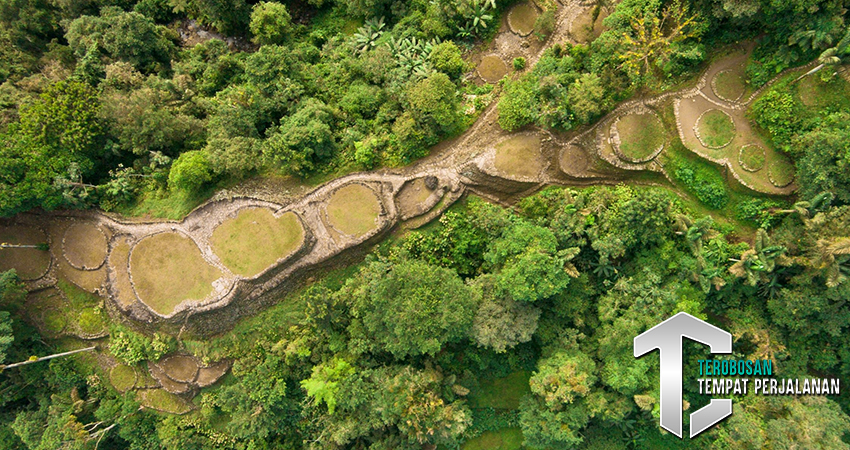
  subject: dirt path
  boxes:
[1,1,802,335]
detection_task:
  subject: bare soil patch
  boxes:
[0,225,50,280]
[62,222,108,270]
[130,232,223,316]
[560,144,589,174]
[211,208,305,278]
[507,2,539,36]
[197,361,230,387]
[494,134,544,178]
[477,55,508,84]
[325,184,381,237]
[396,178,437,218]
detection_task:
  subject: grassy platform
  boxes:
[211,208,305,277]
[326,184,381,237]
[130,232,223,315]
[616,112,666,161]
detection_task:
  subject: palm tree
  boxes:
[811,237,850,287]
[729,229,791,286]
[796,28,850,81]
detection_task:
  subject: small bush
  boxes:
[110,326,177,364]
[512,57,526,71]
[736,198,781,228]
[672,160,728,209]
[750,89,800,152]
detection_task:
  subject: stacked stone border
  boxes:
[61,222,108,271]
[610,109,666,164]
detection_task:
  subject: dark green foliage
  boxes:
[750,88,801,151]
[344,257,479,358]
[672,160,729,209]
[794,112,850,204]
[65,7,175,74]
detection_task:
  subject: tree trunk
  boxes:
[1,346,96,370]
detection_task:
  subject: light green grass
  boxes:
[211,208,305,277]
[617,113,666,161]
[768,158,795,187]
[697,110,736,148]
[42,309,67,333]
[130,233,223,315]
[110,364,137,393]
[78,308,106,335]
[326,184,381,237]
[739,145,765,171]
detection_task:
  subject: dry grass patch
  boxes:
[325,184,381,237]
[495,134,543,178]
[159,355,199,383]
[130,233,223,316]
[477,55,508,84]
[0,225,50,280]
[507,2,538,36]
[396,178,436,218]
[211,208,304,278]
[616,112,666,161]
[62,222,107,270]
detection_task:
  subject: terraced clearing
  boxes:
[614,112,666,162]
[110,364,137,393]
[211,208,304,278]
[696,109,736,149]
[507,2,539,36]
[130,232,223,315]
[62,222,107,270]
[712,69,746,102]
[325,184,381,237]
[477,54,508,83]
[0,225,50,280]
[739,144,765,172]
[495,134,543,178]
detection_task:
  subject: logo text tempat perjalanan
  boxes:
[634,312,841,438]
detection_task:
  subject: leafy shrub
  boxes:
[672,160,728,209]
[750,89,800,151]
[110,327,176,364]
[736,198,781,228]
[512,57,526,71]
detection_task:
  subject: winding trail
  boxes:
[1,1,801,336]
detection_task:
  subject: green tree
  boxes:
[263,98,336,176]
[470,275,540,352]
[168,150,213,192]
[249,2,291,46]
[406,72,460,131]
[485,221,574,302]
[344,257,479,358]
[567,73,607,124]
[65,7,175,73]
[428,41,466,78]
[794,112,850,204]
